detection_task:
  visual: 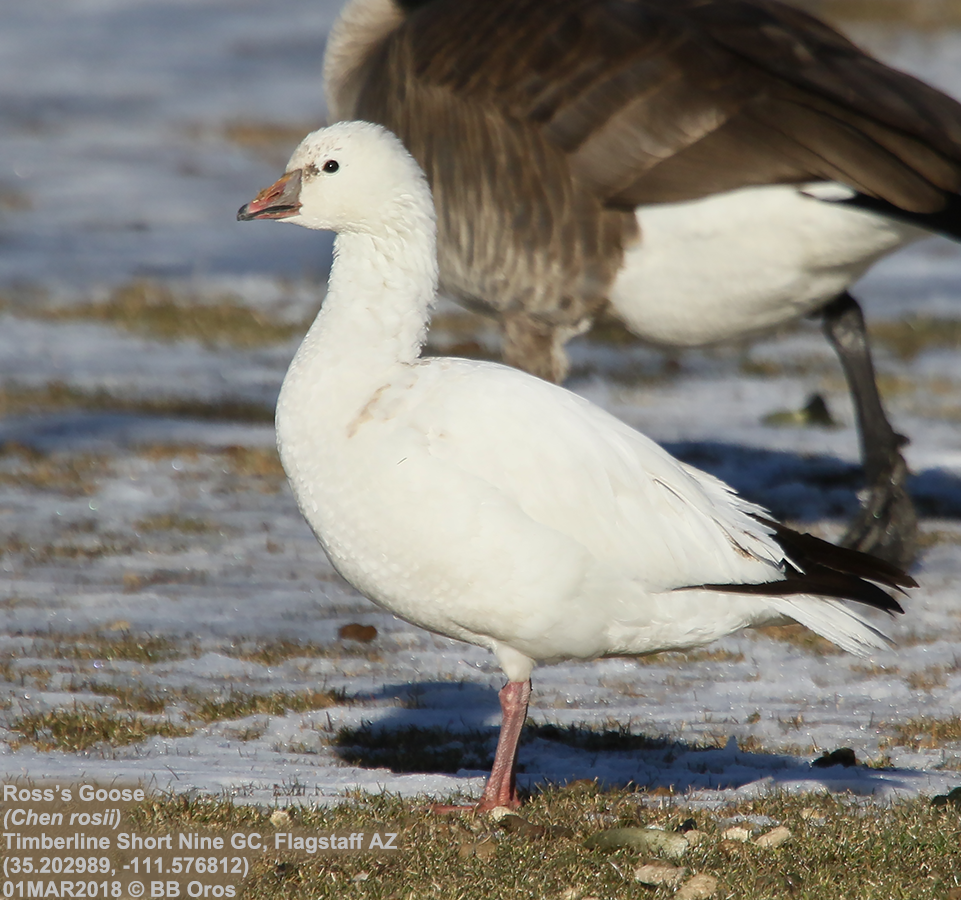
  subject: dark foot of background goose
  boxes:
[840,456,917,572]
[822,292,918,568]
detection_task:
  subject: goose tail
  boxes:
[767,595,893,656]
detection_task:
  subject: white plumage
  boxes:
[238,121,910,811]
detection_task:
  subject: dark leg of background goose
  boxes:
[821,292,917,567]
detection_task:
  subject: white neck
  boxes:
[278,223,438,426]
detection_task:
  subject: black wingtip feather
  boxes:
[697,517,913,616]
[756,516,917,591]
[838,192,961,243]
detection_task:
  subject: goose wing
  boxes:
[403,359,798,591]
[346,0,961,211]
[399,359,909,612]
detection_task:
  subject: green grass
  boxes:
[114,788,961,899]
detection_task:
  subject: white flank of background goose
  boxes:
[238,122,913,812]
[323,0,961,569]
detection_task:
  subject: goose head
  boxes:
[237,121,435,237]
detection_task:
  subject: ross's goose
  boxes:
[238,121,913,812]
[323,0,961,568]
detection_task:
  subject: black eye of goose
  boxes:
[322,159,339,173]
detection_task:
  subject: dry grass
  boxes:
[223,722,270,742]
[221,445,286,481]
[637,648,746,666]
[885,716,961,751]
[736,734,770,755]
[69,681,169,715]
[1,533,141,565]
[227,638,332,666]
[0,443,112,495]
[29,629,187,664]
[0,187,31,211]
[132,444,286,490]
[223,119,320,165]
[117,788,961,900]
[134,513,223,534]
[870,316,961,361]
[849,662,900,679]
[905,665,949,692]
[1,665,52,691]
[188,689,345,724]
[0,380,274,422]
[122,569,209,593]
[753,624,843,656]
[226,636,381,666]
[10,706,191,752]
[37,280,311,349]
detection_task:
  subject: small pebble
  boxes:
[338,623,377,642]
[931,787,961,809]
[634,864,687,887]
[721,826,752,842]
[812,747,857,768]
[682,829,706,848]
[754,825,792,849]
[485,805,514,822]
[474,837,496,860]
[585,827,689,859]
[457,837,497,860]
[675,873,719,900]
[269,810,291,828]
[499,814,546,838]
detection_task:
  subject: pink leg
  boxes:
[476,680,532,812]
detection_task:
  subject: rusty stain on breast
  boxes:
[347,383,391,438]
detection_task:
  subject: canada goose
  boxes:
[238,121,911,811]
[323,0,961,568]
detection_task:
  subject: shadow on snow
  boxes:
[665,440,961,524]
[333,680,916,799]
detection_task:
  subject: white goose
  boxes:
[323,0,961,568]
[238,122,912,812]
